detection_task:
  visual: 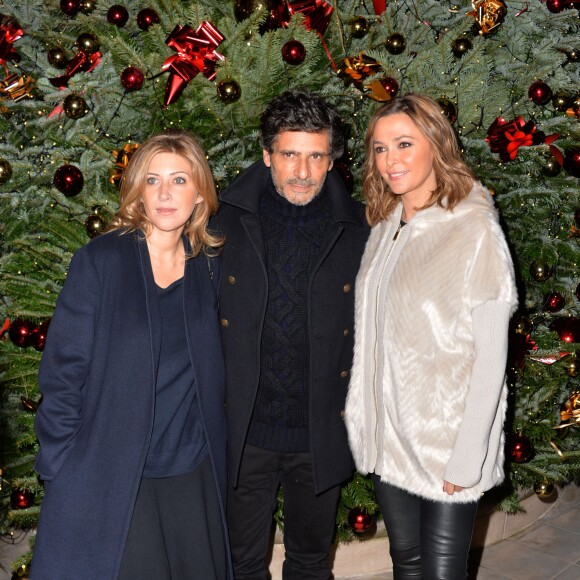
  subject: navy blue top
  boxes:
[143,277,208,478]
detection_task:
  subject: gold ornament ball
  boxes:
[452,36,473,58]
[552,93,574,112]
[217,80,241,104]
[533,481,555,499]
[513,316,532,335]
[542,155,562,177]
[47,46,69,69]
[350,16,369,39]
[385,33,407,55]
[566,354,579,378]
[63,94,88,119]
[529,260,552,282]
[75,32,100,54]
[0,158,13,184]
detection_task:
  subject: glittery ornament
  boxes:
[533,481,555,499]
[217,80,241,103]
[121,66,145,91]
[107,5,129,27]
[528,80,552,106]
[136,8,160,31]
[347,507,374,533]
[0,157,13,184]
[47,46,69,69]
[385,33,406,55]
[63,93,88,119]
[350,16,369,38]
[76,32,100,54]
[529,260,552,282]
[8,319,35,348]
[282,40,306,65]
[53,164,84,197]
[60,0,80,16]
[509,434,534,463]
[452,36,472,57]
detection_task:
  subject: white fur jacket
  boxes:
[345,182,518,503]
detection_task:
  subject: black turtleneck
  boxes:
[247,180,331,453]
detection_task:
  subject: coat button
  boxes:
[220,319,229,327]
[343,328,349,336]
[228,276,236,285]
[340,370,349,378]
[343,284,352,293]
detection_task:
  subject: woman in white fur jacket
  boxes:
[345,94,517,580]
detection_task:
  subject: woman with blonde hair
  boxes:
[345,94,517,579]
[31,129,231,579]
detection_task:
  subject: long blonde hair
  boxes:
[107,129,223,256]
[363,93,475,227]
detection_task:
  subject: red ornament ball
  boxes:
[348,507,374,533]
[10,488,35,510]
[546,0,566,12]
[563,148,580,178]
[54,164,84,197]
[544,291,565,313]
[8,319,35,348]
[528,80,552,106]
[31,319,50,351]
[121,67,145,92]
[137,8,160,31]
[378,77,399,99]
[510,434,534,463]
[107,5,129,27]
[282,40,306,65]
[549,316,580,343]
[60,0,80,16]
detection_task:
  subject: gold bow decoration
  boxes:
[555,390,580,430]
[0,72,34,102]
[109,143,140,187]
[467,0,507,36]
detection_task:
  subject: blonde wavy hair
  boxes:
[363,93,475,227]
[107,129,223,256]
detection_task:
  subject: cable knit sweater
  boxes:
[345,182,518,503]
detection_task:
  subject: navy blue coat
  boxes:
[212,161,370,494]
[31,230,231,579]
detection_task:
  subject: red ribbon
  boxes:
[0,15,23,67]
[288,0,333,36]
[485,116,559,162]
[49,50,102,89]
[161,21,225,107]
[372,0,387,15]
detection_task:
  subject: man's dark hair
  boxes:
[260,90,345,160]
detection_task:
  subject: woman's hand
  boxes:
[443,480,464,495]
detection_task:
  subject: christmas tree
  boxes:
[0,0,578,572]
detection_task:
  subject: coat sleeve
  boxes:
[34,246,101,481]
[443,300,512,488]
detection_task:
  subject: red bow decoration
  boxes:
[372,0,387,14]
[161,21,225,107]
[0,15,23,68]
[485,116,559,162]
[49,49,101,89]
[288,0,333,36]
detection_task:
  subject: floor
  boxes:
[1,485,579,579]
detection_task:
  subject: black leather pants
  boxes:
[372,475,478,580]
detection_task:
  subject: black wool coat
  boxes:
[31,230,231,580]
[212,161,370,494]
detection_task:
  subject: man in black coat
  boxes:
[213,90,369,579]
